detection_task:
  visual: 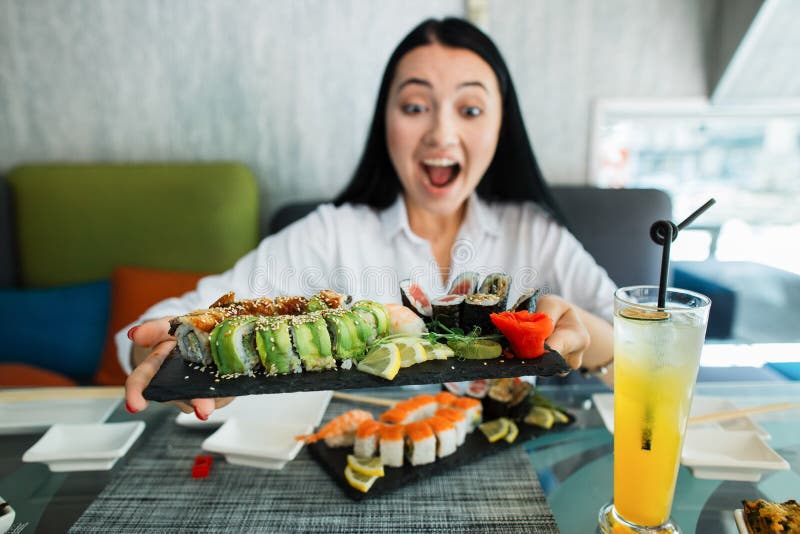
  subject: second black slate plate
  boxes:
[143,348,571,402]
[308,413,575,501]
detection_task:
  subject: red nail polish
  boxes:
[127,325,140,340]
[194,407,207,421]
[125,401,137,414]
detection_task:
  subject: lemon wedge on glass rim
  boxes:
[357,344,401,380]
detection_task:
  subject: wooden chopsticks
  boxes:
[331,391,398,408]
[0,386,124,403]
[688,402,800,425]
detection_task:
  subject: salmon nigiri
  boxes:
[296,409,373,447]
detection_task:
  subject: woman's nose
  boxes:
[423,110,458,147]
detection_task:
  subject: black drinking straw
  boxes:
[649,198,717,308]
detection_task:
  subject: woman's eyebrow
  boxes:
[397,77,432,91]
[458,81,488,92]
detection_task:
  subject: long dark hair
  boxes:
[334,17,565,223]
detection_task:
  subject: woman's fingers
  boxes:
[536,295,591,370]
[124,339,176,412]
[129,317,174,348]
[191,397,235,420]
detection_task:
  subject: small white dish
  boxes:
[175,391,332,429]
[0,398,120,435]
[591,394,770,439]
[22,421,145,472]
[202,419,312,470]
[733,509,747,534]
[0,496,15,534]
[681,428,789,482]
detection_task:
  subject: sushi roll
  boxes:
[306,289,351,312]
[324,310,367,362]
[254,317,302,375]
[209,316,260,375]
[351,300,391,337]
[426,415,458,458]
[379,424,405,467]
[408,394,438,420]
[399,279,433,318]
[452,397,483,431]
[404,421,436,466]
[291,314,336,372]
[461,293,503,334]
[447,271,480,295]
[379,406,412,425]
[274,295,310,315]
[344,310,377,345]
[511,289,541,313]
[170,306,241,365]
[435,407,468,446]
[478,273,512,309]
[484,378,533,419]
[431,294,465,330]
[434,391,458,408]
[354,420,384,459]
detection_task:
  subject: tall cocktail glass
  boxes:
[599,286,710,534]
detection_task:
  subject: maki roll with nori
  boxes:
[462,293,503,334]
[255,317,302,375]
[291,314,336,371]
[447,271,480,295]
[511,289,541,313]
[478,273,512,309]
[399,279,432,318]
[431,294,465,329]
[209,316,260,375]
[483,378,533,420]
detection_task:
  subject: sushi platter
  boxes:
[142,274,573,402]
[143,345,570,402]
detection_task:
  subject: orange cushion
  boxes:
[0,363,78,387]
[94,266,205,385]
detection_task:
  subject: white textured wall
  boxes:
[0,0,714,225]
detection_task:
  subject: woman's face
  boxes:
[385,43,502,217]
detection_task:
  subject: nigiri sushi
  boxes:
[385,303,427,336]
[296,409,373,447]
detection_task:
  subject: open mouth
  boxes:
[422,158,461,188]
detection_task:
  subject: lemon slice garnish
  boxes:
[347,454,385,477]
[479,418,510,443]
[428,342,454,360]
[503,418,519,443]
[552,409,570,424]
[395,339,428,368]
[344,465,380,493]
[620,307,669,321]
[524,406,555,429]
[356,344,401,380]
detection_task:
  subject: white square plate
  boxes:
[175,391,332,428]
[202,419,312,470]
[22,421,145,472]
[591,394,770,439]
[0,398,121,435]
[682,428,789,482]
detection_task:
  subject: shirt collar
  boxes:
[379,193,502,242]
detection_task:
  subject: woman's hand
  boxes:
[535,294,614,385]
[125,318,234,419]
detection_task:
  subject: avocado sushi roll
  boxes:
[325,310,367,362]
[209,316,260,375]
[351,300,391,337]
[255,317,302,375]
[291,313,336,372]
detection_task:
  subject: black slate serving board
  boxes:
[142,347,571,402]
[308,413,575,501]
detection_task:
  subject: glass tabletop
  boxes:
[1,382,798,533]
[529,382,800,534]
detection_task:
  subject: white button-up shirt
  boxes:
[116,193,616,372]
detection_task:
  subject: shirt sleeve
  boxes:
[538,214,617,323]
[115,204,339,374]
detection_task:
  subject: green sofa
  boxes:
[0,163,259,386]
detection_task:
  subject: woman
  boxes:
[122,18,615,420]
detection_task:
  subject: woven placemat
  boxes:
[70,400,559,533]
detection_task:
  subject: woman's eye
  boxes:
[402,103,426,114]
[461,106,482,117]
